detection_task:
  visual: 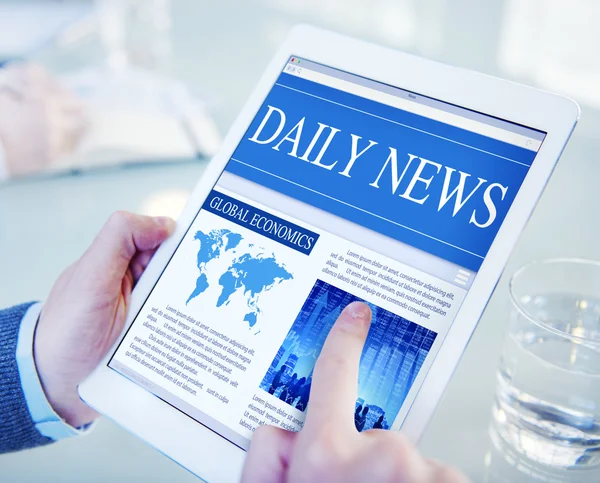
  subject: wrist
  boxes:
[35,377,96,429]
[33,320,98,428]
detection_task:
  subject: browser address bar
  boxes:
[284,64,542,152]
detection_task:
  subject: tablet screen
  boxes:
[108,56,545,449]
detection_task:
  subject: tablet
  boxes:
[79,24,579,482]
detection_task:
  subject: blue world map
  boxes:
[186,229,294,328]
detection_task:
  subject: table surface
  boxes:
[1,1,600,481]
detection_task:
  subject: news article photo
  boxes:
[259,279,437,431]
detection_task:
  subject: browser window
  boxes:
[109,56,545,449]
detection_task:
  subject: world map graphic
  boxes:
[186,229,294,328]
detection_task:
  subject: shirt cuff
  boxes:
[15,302,96,441]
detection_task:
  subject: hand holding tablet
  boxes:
[242,301,468,483]
[33,213,175,428]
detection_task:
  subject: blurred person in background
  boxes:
[0,62,87,179]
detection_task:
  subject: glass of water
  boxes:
[492,258,600,475]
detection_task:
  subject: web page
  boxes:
[109,57,545,449]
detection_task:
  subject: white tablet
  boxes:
[79,25,579,482]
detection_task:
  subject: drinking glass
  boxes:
[491,259,600,476]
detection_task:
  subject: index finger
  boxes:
[303,301,372,434]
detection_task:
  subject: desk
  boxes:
[1,0,599,481]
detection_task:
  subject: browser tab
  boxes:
[281,59,545,152]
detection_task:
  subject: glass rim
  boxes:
[509,257,600,346]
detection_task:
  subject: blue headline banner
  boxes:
[225,72,535,271]
[202,190,320,255]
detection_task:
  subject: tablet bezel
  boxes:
[79,24,579,482]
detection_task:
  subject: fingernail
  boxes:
[155,216,176,231]
[344,301,372,322]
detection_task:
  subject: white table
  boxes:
[1,1,599,481]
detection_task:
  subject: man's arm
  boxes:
[0,303,52,452]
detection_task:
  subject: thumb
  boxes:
[79,211,175,282]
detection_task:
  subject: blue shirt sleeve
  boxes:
[15,302,96,440]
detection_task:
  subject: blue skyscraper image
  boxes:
[259,279,437,431]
